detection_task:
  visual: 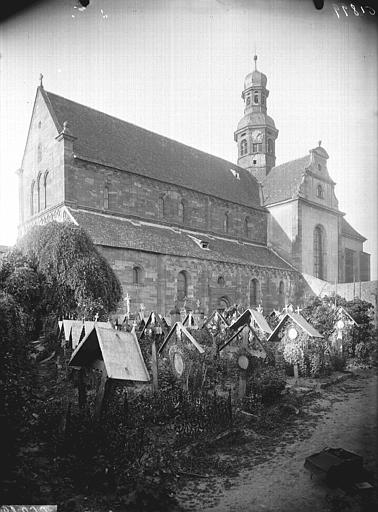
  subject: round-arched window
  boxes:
[133,266,143,285]
[217,276,225,287]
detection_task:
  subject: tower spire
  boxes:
[39,73,44,88]
[254,54,257,71]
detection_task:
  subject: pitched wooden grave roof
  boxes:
[159,322,205,355]
[69,324,150,382]
[268,312,322,341]
[230,308,272,335]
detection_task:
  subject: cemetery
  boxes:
[1,230,377,512]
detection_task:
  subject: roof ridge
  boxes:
[269,154,310,173]
[45,89,252,175]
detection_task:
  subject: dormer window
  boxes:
[317,184,324,199]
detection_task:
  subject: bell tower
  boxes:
[234,56,278,182]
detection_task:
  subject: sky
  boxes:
[0,0,377,277]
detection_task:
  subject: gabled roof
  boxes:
[229,308,272,335]
[219,324,266,355]
[42,89,262,209]
[182,312,199,329]
[159,322,205,354]
[68,208,294,271]
[336,306,359,326]
[69,325,150,382]
[341,218,366,241]
[84,320,113,333]
[139,312,170,338]
[202,310,230,329]
[70,320,86,349]
[262,155,310,206]
[60,319,74,341]
[268,312,322,341]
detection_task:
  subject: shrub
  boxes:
[247,365,286,405]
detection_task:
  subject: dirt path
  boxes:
[177,371,377,512]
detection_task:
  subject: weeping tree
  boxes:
[17,221,123,320]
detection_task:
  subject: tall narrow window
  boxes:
[253,92,259,104]
[43,171,49,209]
[313,225,325,279]
[133,266,143,285]
[244,216,251,238]
[267,139,273,154]
[30,181,35,216]
[250,278,258,307]
[316,184,324,199]
[223,212,230,233]
[217,276,225,287]
[178,199,184,222]
[246,96,251,106]
[37,173,41,212]
[37,143,42,163]
[252,143,262,153]
[278,281,285,308]
[177,271,188,301]
[104,185,109,210]
[240,139,247,156]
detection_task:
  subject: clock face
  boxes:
[252,130,264,143]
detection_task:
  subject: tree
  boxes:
[17,221,123,319]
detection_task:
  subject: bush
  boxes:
[247,365,286,405]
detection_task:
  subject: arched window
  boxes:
[253,92,259,104]
[316,184,324,199]
[217,276,225,287]
[37,173,42,212]
[30,180,35,215]
[177,271,188,302]
[132,266,143,285]
[261,95,266,106]
[313,225,325,279]
[267,139,273,154]
[37,143,42,163]
[244,216,251,238]
[317,163,322,171]
[43,171,49,209]
[217,296,230,311]
[223,212,230,233]
[240,139,247,156]
[104,185,109,210]
[250,278,258,307]
[178,199,184,222]
[246,96,251,106]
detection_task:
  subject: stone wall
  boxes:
[99,245,302,317]
[67,158,267,244]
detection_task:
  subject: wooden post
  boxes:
[94,371,108,418]
[151,338,159,391]
[293,364,299,380]
[78,367,87,410]
[238,369,247,399]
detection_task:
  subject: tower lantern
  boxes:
[234,56,279,182]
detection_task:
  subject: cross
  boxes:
[124,293,131,316]
[151,312,156,325]
[183,296,188,308]
[256,304,263,314]
[39,73,44,87]
[94,313,99,322]
[253,54,257,71]
[140,303,145,313]
[283,304,290,313]
[196,299,201,310]
[295,306,303,315]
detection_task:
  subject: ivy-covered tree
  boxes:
[17,221,123,319]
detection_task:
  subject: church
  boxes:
[17,58,370,316]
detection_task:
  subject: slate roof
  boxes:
[69,208,294,271]
[69,325,150,382]
[42,88,262,208]
[268,312,322,341]
[341,218,366,241]
[262,155,310,206]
